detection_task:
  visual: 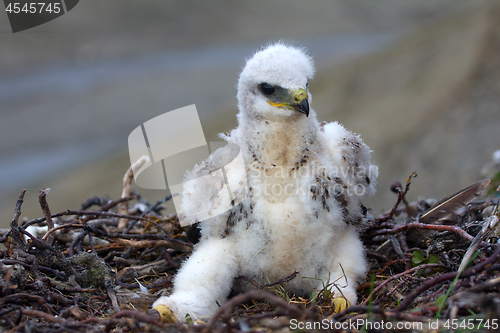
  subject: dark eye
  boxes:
[260,83,275,96]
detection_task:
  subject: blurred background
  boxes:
[1,0,499,228]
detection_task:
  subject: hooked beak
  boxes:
[291,88,309,117]
[267,87,310,117]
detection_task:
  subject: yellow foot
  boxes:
[153,305,176,323]
[332,297,349,313]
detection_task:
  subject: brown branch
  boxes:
[21,228,57,253]
[333,304,385,320]
[208,290,309,329]
[111,309,165,328]
[107,285,120,313]
[39,188,55,245]
[374,172,416,223]
[118,156,148,229]
[1,294,54,314]
[21,308,65,323]
[11,189,26,229]
[361,263,446,305]
[366,222,491,247]
[83,226,192,248]
[41,223,84,241]
[0,259,67,280]
[237,271,299,290]
[99,195,136,212]
[24,210,155,228]
[395,246,500,311]
[1,190,27,244]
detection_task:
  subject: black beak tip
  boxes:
[296,99,309,117]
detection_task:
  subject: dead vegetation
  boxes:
[1,172,499,332]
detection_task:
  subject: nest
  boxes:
[1,172,499,333]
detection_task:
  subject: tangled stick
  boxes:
[118,156,149,229]
[208,290,310,330]
[395,246,500,311]
[361,263,446,305]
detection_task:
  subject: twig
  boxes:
[208,290,308,330]
[21,229,57,253]
[0,259,67,280]
[82,226,192,248]
[396,246,500,311]
[111,310,165,328]
[24,210,155,228]
[107,285,120,313]
[237,271,299,290]
[374,172,416,223]
[124,193,174,233]
[333,304,385,320]
[11,189,26,229]
[99,195,136,212]
[160,248,180,268]
[365,222,491,247]
[118,156,149,229]
[145,194,173,215]
[21,308,65,323]
[1,190,27,244]
[39,188,55,246]
[41,223,84,241]
[458,215,499,272]
[361,263,445,305]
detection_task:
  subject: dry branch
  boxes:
[1,175,499,332]
[118,156,149,229]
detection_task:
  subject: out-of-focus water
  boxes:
[0,32,398,196]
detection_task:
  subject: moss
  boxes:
[71,252,115,290]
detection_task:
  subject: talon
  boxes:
[153,305,176,323]
[332,297,349,313]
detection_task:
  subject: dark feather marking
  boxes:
[187,223,201,244]
[335,193,348,207]
[361,204,367,217]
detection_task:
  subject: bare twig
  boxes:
[237,271,299,290]
[41,223,84,241]
[1,190,27,244]
[396,247,500,311]
[458,215,499,272]
[111,310,165,328]
[99,195,136,212]
[118,156,149,229]
[39,188,55,245]
[208,290,308,329]
[11,189,27,228]
[374,172,416,223]
[107,285,120,313]
[361,263,446,305]
[24,210,156,228]
[365,221,491,247]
